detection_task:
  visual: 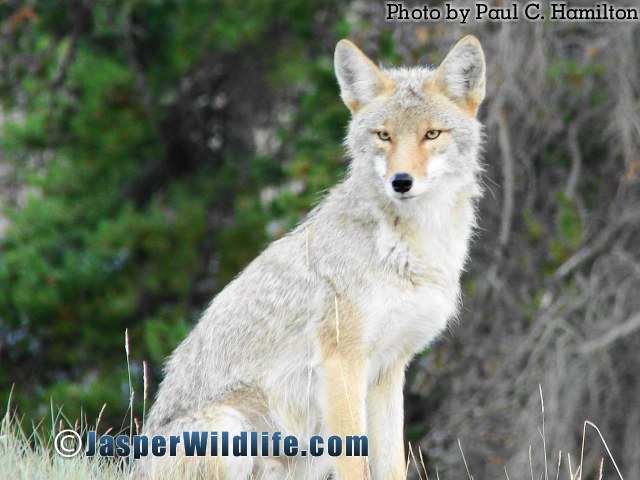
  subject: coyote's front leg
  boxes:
[367,359,408,480]
[321,350,370,480]
[318,294,370,480]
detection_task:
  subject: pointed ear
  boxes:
[334,39,395,113]
[431,35,486,115]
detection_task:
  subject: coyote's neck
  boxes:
[338,171,478,289]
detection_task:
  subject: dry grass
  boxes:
[0,394,626,480]
[0,406,128,480]
[404,387,625,480]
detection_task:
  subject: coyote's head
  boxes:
[335,36,485,202]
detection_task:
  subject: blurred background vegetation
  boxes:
[1,1,639,478]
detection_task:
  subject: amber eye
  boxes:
[377,131,391,142]
[425,130,441,140]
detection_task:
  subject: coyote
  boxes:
[140,36,485,479]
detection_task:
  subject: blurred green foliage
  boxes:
[0,0,346,429]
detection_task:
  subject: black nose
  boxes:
[391,173,413,193]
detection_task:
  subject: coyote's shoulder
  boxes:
[140,35,486,480]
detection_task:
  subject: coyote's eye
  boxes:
[377,131,391,142]
[425,130,441,140]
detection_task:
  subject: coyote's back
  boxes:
[139,35,486,480]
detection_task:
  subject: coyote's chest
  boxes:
[359,202,473,364]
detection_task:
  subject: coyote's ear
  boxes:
[334,40,394,113]
[431,36,486,116]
